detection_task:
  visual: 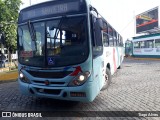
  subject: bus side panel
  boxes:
[103,47,115,75]
[93,56,105,92]
[116,47,124,68]
[103,47,124,76]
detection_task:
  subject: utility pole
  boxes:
[30,0,31,6]
[133,11,136,37]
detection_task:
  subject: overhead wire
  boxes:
[120,17,135,33]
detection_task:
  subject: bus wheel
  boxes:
[118,65,121,69]
[101,68,111,91]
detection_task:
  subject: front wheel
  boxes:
[101,68,112,91]
[117,65,121,69]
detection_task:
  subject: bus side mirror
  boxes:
[96,18,103,30]
[95,18,103,46]
[93,18,103,57]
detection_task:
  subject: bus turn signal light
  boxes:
[70,92,86,97]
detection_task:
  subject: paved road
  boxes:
[0,58,160,120]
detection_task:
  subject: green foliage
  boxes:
[0,0,22,53]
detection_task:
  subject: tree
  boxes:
[0,0,22,53]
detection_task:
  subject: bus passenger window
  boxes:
[144,40,154,48]
[117,35,121,46]
[102,32,109,47]
[134,42,140,48]
[120,37,123,47]
[140,41,145,48]
[113,31,116,46]
[114,32,118,46]
[108,26,114,47]
[109,35,114,47]
[155,39,160,48]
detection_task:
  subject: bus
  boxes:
[17,0,124,102]
[132,33,160,58]
[125,40,133,57]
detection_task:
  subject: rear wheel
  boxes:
[117,65,121,69]
[101,68,111,91]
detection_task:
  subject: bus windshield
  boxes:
[18,16,89,67]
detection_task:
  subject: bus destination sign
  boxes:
[20,1,82,22]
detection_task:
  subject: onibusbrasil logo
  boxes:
[1,112,42,118]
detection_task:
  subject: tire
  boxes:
[117,65,121,69]
[101,68,112,91]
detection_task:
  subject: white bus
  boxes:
[132,33,160,58]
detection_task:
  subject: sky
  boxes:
[20,0,160,41]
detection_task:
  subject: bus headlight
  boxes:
[19,72,24,79]
[68,71,90,86]
[19,72,31,84]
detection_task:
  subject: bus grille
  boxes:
[35,88,61,95]
[33,80,65,85]
[26,70,72,78]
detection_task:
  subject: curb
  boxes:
[0,68,17,73]
[0,79,17,84]
[125,57,160,61]
[0,70,18,84]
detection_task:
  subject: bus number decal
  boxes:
[20,51,33,57]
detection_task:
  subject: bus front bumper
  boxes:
[18,78,98,102]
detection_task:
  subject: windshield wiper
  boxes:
[53,16,66,47]
[27,21,38,51]
[28,21,37,41]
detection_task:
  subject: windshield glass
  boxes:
[18,16,89,67]
[18,22,45,67]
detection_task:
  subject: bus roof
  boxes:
[133,33,160,40]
